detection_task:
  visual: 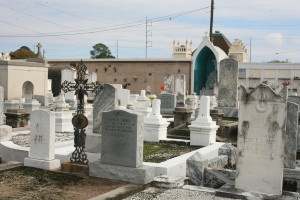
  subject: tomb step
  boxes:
[167,134,190,140]
[153,175,188,188]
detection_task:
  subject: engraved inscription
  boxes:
[102,112,135,135]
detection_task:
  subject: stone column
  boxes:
[188,96,219,146]
[143,99,170,142]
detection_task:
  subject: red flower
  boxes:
[160,85,164,91]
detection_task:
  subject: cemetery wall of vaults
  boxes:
[0,60,49,105]
[48,59,300,96]
[48,59,191,96]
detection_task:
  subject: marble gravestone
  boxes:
[157,93,176,115]
[218,58,238,108]
[93,84,118,133]
[175,74,186,106]
[22,81,34,100]
[236,84,287,195]
[284,102,298,169]
[24,110,60,170]
[164,74,175,94]
[101,110,143,167]
[0,86,3,125]
[89,109,154,184]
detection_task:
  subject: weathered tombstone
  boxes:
[284,102,298,169]
[89,109,154,184]
[236,84,287,195]
[175,74,186,106]
[218,58,238,107]
[157,93,176,115]
[164,74,175,94]
[286,96,300,152]
[22,81,34,100]
[24,110,60,170]
[93,84,118,133]
[0,86,3,125]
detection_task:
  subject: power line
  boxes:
[0,6,210,38]
[0,2,80,31]
[27,0,110,25]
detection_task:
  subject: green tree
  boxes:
[90,43,115,59]
[9,46,36,59]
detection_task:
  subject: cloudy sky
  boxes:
[0,0,299,62]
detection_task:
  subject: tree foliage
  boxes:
[9,46,36,59]
[90,43,115,59]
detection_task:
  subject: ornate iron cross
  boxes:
[61,60,103,164]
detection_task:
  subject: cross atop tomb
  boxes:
[61,60,103,164]
[36,43,43,58]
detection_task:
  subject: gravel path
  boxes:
[124,187,238,200]
[11,132,74,147]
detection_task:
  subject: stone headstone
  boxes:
[236,84,287,195]
[218,58,238,107]
[284,102,298,169]
[287,96,300,152]
[157,93,176,115]
[61,67,77,106]
[22,81,34,100]
[93,84,118,133]
[175,74,186,106]
[24,110,60,170]
[0,86,3,125]
[100,110,143,168]
[164,74,175,94]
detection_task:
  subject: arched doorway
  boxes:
[194,46,217,94]
[22,81,34,100]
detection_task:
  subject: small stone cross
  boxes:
[36,43,42,58]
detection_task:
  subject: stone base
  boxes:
[23,99,41,113]
[55,111,73,132]
[143,121,169,142]
[216,184,299,200]
[85,133,101,153]
[61,162,89,175]
[89,161,154,184]
[24,157,61,170]
[189,129,217,146]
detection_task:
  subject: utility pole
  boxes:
[145,17,152,58]
[250,37,252,62]
[209,0,214,42]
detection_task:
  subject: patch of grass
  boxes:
[219,120,237,126]
[144,142,200,163]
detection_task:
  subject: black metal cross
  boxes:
[61,60,103,164]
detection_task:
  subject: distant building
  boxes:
[172,40,192,58]
[228,39,248,62]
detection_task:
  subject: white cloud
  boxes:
[265,33,284,46]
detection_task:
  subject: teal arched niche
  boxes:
[194,46,217,94]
